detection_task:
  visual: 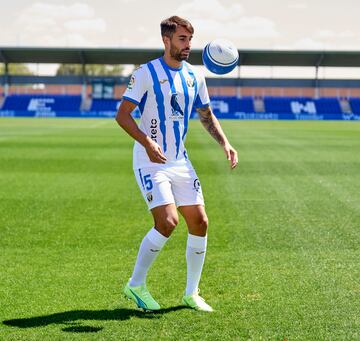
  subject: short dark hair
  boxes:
[160,16,194,38]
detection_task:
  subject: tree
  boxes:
[0,63,33,75]
[56,64,124,76]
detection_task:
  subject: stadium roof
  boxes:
[1,47,360,67]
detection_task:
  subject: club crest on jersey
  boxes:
[127,75,135,90]
[170,93,184,120]
[146,192,153,203]
[193,178,201,193]
[186,77,195,88]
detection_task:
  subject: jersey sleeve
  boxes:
[122,65,149,105]
[193,71,210,109]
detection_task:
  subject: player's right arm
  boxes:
[115,99,167,164]
[116,65,166,164]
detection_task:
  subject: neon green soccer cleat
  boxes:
[182,289,214,312]
[123,281,161,312]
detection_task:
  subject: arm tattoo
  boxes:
[197,106,227,145]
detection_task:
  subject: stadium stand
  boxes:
[1,94,81,117]
[314,98,342,114]
[207,96,254,118]
[1,93,360,120]
[349,98,360,114]
[262,96,348,119]
[264,97,313,114]
[90,98,120,111]
[87,98,141,118]
[0,47,360,120]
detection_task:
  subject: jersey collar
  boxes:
[160,57,184,72]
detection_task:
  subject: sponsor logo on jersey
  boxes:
[150,118,158,142]
[169,93,184,120]
[127,75,135,90]
[193,178,201,193]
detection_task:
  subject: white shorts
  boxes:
[134,163,205,210]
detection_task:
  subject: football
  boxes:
[202,39,239,75]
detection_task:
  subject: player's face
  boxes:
[168,26,192,62]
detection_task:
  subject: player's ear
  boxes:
[162,35,170,49]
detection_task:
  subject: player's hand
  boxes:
[145,139,167,164]
[223,143,238,169]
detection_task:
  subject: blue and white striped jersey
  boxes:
[123,57,210,169]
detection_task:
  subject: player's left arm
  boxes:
[196,105,238,169]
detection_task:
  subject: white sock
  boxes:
[129,227,168,287]
[185,234,207,295]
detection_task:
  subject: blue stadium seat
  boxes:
[2,94,81,111]
[1,93,357,120]
[314,98,342,114]
[90,99,121,111]
[209,96,254,118]
[238,97,255,113]
[264,96,342,115]
[264,97,313,114]
[349,98,360,114]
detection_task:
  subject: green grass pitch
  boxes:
[0,117,359,340]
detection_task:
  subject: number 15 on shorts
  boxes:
[138,170,153,191]
[143,174,153,191]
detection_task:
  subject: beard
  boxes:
[170,45,190,61]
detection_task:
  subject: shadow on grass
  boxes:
[3,306,187,333]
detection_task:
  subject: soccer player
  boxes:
[116,15,238,312]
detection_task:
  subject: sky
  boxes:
[1,0,359,77]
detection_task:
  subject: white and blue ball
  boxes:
[202,39,239,75]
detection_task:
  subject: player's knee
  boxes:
[165,215,179,231]
[195,215,208,234]
[157,215,178,236]
[189,215,208,237]
[198,215,209,232]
